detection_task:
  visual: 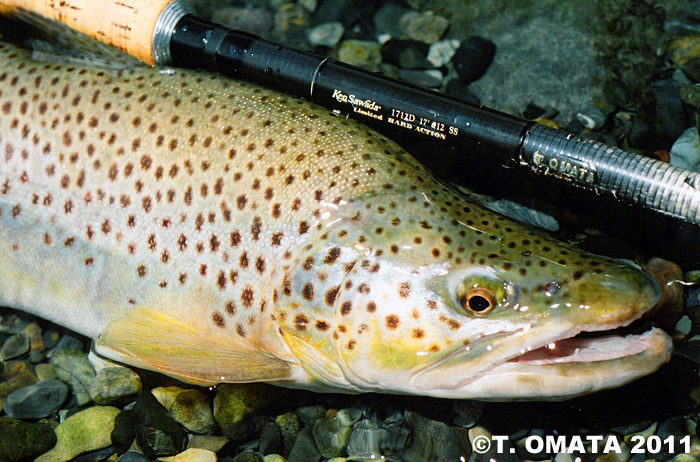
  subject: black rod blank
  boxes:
[169,14,700,225]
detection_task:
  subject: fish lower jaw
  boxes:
[452,327,672,401]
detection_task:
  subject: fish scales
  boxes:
[0,41,672,399]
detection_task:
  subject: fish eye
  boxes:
[459,288,496,315]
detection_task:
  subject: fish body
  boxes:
[0,41,671,400]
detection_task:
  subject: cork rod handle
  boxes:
[0,0,176,64]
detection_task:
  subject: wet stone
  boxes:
[152,386,214,435]
[161,448,218,462]
[35,406,121,462]
[670,127,700,172]
[275,412,301,457]
[336,40,382,71]
[259,421,284,455]
[118,452,151,462]
[0,417,57,462]
[46,333,85,357]
[453,401,484,428]
[89,366,142,405]
[212,7,274,37]
[232,450,264,462]
[346,411,410,458]
[42,330,61,350]
[0,368,38,409]
[373,4,412,38]
[3,378,69,419]
[399,11,450,44]
[50,350,96,406]
[398,69,443,88]
[72,446,117,462]
[380,39,430,69]
[187,435,230,453]
[643,79,688,140]
[214,383,274,433]
[287,426,321,462]
[261,455,286,462]
[452,36,496,84]
[307,22,344,48]
[402,410,470,462]
[312,408,362,459]
[296,405,326,427]
[427,39,460,67]
[0,333,30,360]
[655,416,686,461]
[128,392,188,459]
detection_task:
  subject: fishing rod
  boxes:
[2,0,700,225]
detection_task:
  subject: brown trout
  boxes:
[0,41,672,400]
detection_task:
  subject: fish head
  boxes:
[275,186,671,400]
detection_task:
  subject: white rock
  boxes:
[307,22,345,48]
[427,39,460,67]
[670,127,700,172]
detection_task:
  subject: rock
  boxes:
[669,36,700,83]
[46,333,85,357]
[0,417,57,462]
[452,36,496,85]
[346,411,410,457]
[655,416,685,461]
[444,79,480,104]
[397,69,443,88]
[380,39,430,69]
[89,366,142,405]
[72,446,116,462]
[35,363,57,380]
[427,39,460,67]
[374,4,411,38]
[260,422,284,455]
[336,40,382,71]
[643,79,688,141]
[312,409,362,459]
[160,448,217,462]
[232,450,264,462]
[129,392,188,459]
[152,387,215,435]
[0,368,38,409]
[576,105,611,130]
[212,7,274,37]
[50,350,96,406]
[42,330,61,350]
[3,379,69,419]
[275,412,301,457]
[287,426,321,462]
[298,0,317,14]
[262,455,286,462]
[670,127,700,172]
[274,3,310,34]
[401,410,470,462]
[35,406,121,462]
[296,405,326,427]
[214,383,274,439]
[307,22,344,48]
[24,322,44,354]
[680,85,700,109]
[0,333,29,360]
[117,452,151,462]
[187,435,230,453]
[399,11,449,44]
[453,401,484,428]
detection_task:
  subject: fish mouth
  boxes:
[410,324,672,401]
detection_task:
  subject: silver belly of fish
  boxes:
[0,41,672,400]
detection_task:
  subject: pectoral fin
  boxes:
[95,308,291,385]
